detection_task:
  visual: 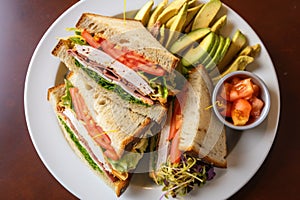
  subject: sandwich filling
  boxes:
[57,80,148,180]
[67,29,174,105]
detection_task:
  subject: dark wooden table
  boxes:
[1,0,299,199]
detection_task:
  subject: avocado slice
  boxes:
[165,14,177,29]
[217,29,247,72]
[239,45,253,56]
[157,0,188,25]
[251,44,261,57]
[211,15,227,33]
[218,37,231,63]
[181,32,216,66]
[205,35,224,71]
[183,4,203,30]
[147,0,168,28]
[208,37,231,76]
[170,28,211,54]
[202,34,220,66]
[165,2,188,49]
[134,0,154,26]
[212,55,254,83]
[191,0,222,31]
[159,24,167,46]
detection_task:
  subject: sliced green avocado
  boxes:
[217,37,231,63]
[202,34,220,66]
[191,0,222,31]
[170,28,211,54]
[217,29,247,72]
[181,32,216,66]
[208,37,231,75]
[205,35,224,71]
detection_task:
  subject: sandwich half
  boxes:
[149,66,227,198]
[48,72,166,196]
[52,13,180,106]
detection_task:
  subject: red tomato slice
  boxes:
[169,98,181,141]
[136,63,165,76]
[231,99,252,126]
[249,96,264,118]
[169,130,181,164]
[81,30,101,49]
[168,84,188,140]
[219,82,233,101]
[125,52,148,64]
[230,78,254,102]
[81,30,165,76]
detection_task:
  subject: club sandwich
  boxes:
[52,13,180,106]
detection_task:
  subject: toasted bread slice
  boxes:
[179,66,227,168]
[75,13,179,72]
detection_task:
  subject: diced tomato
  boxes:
[217,96,232,117]
[249,96,264,118]
[229,78,254,101]
[252,84,260,97]
[219,82,233,101]
[169,130,181,164]
[231,99,252,126]
[81,30,101,49]
[231,77,241,85]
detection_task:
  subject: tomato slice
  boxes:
[230,78,254,102]
[168,84,188,140]
[249,96,264,118]
[169,98,181,141]
[136,63,165,76]
[81,30,101,49]
[231,99,252,126]
[169,129,181,164]
[80,30,166,76]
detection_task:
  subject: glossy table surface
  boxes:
[1,0,299,199]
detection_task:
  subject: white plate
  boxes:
[24,0,280,199]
